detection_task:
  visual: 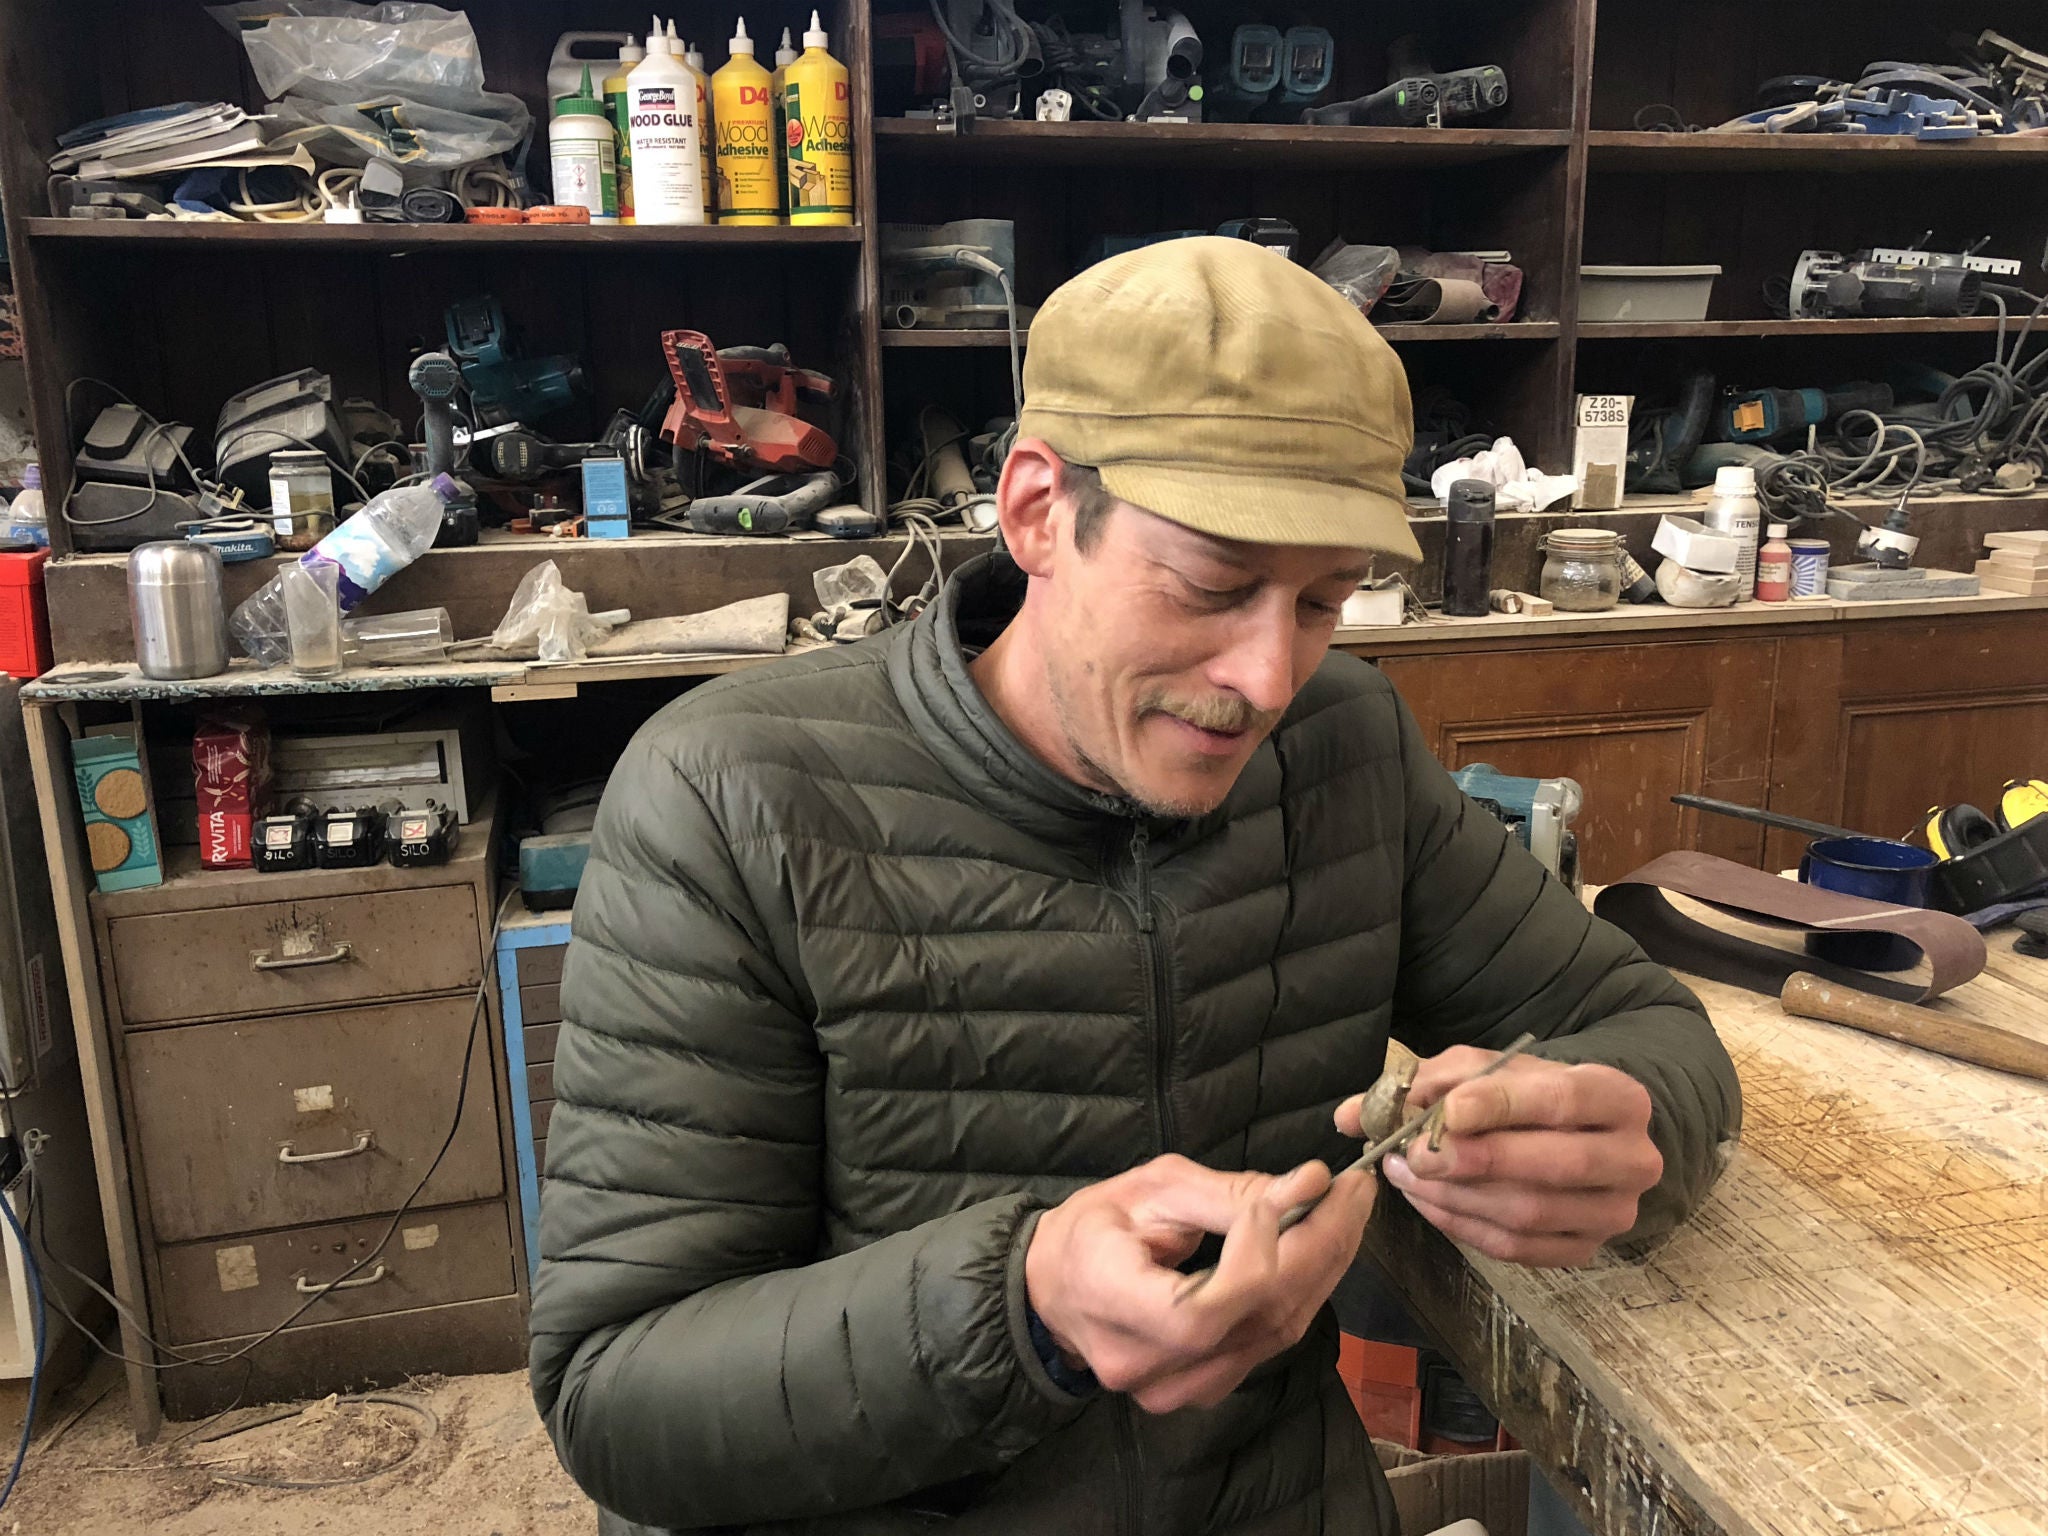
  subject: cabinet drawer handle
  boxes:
[251,941,354,972]
[295,1262,387,1295]
[277,1131,374,1164]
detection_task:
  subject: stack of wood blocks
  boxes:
[1977,530,2048,596]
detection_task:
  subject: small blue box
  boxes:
[581,456,630,539]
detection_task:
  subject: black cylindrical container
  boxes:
[1442,478,1495,617]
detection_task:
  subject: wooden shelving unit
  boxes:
[1579,317,2033,339]
[873,118,1574,168]
[879,321,1561,347]
[0,0,884,550]
[25,217,866,249]
[0,0,2044,547]
[1584,131,2048,173]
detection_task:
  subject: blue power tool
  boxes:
[1451,764,1584,892]
[444,296,585,428]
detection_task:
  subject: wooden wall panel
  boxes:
[1378,638,1775,884]
[1840,696,2048,840]
[1765,617,2048,855]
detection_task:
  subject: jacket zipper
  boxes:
[1126,822,1178,1155]
[1114,1395,1143,1536]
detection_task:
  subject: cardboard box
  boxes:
[197,809,255,869]
[1572,395,1632,510]
[1375,1443,1530,1536]
[72,728,163,893]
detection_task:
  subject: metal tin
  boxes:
[127,541,230,679]
[1789,537,1830,598]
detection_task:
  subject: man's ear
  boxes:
[996,438,1066,579]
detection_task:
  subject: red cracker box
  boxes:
[193,710,271,867]
[198,808,254,869]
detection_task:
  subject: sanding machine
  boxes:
[1452,764,1584,892]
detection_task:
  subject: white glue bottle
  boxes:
[1702,465,1762,598]
[679,27,716,218]
[625,14,706,224]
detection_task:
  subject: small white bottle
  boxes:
[625,13,706,225]
[679,28,716,218]
[1701,465,1762,598]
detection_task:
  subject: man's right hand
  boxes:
[1024,1155,1375,1416]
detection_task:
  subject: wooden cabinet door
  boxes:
[1377,639,1775,885]
[1768,618,2048,869]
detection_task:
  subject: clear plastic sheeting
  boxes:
[209,2,530,168]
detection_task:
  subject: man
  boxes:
[532,238,1741,1535]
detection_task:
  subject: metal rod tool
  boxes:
[1175,1033,1536,1301]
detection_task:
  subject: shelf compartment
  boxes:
[882,322,1561,348]
[26,218,863,250]
[1586,132,2048,174]
[875,120,1572,169]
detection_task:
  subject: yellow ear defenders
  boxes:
[1918,778,2048,913]
[1922,802,1999,860]
[1922,779,2048,858]
[2001,778,2048,833]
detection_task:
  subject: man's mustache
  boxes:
[1138,690,1282,737]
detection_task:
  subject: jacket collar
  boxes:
[887,552,1248,852]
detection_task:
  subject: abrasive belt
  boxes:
[1376,276,1498,325]
[1592,850,1988,1002]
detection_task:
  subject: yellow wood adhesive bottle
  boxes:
[676,25,715,219]
[604,34,644,223]
[714,19,781,225]
[772,27,797,217]
[785,11,853,226]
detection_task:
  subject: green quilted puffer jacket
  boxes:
[531,553,1740,1536]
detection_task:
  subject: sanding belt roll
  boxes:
[1592,850,1987,1002]
[1375,276,1498,325]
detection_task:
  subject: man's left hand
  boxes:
[1335,1048,1662,1267]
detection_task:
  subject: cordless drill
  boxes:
[1714,382,1894,445]
[407,351,479,547]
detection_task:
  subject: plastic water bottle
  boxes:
[6,464,47,548]
[231,475,461,665]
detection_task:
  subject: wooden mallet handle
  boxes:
[1779,972,2048,1082]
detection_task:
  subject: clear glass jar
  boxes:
[267,449,337,551]
[1539,529,1624,612]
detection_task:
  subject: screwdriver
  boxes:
[1175,1033,1536,1301]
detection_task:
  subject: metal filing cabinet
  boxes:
[88,796,525,1420]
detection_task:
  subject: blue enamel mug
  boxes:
[1798,835,1938,970]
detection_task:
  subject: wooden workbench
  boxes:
[1374,917,2048,1536]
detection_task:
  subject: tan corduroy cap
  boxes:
[1019,236,1419,559]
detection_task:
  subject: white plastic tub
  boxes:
[1579,264,1722,322]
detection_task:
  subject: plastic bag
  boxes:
[1429,436,1579,513]
[209,2,529,168]
[491,561,610,664]
[1310,240,1400,315]
[814,555,889,612]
